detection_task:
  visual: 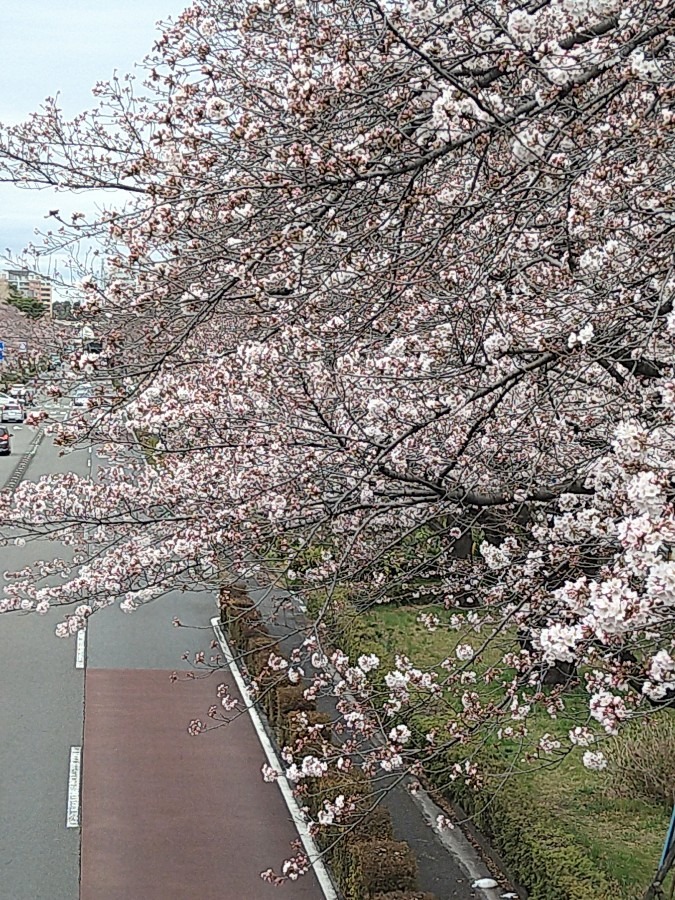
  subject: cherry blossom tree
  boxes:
[1,0,675,877]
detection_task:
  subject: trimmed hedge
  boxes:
[229,611,265,650]
[218,585,255,627]
[273,684,315,729]
[253,671,282,718]
[281,710,332,752]
[327,806,396,890]
[243,633,280,676]
[344,840,418,900]
[220,582,435,900]
[305,767,373,818]
[372,894,438,900]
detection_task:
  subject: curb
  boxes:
[211,616,339,900]
[214,580,514,900]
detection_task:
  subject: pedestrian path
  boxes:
[80,596,325,900]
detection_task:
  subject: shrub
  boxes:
[604,714,675,809]
[229,609,264,649]
[218,582,250,605]
[281,710,332,752]
[219,588,256,625]
[344,840,417,900]
[273,684,315,727]
[305,766,373,818]
[327,806,395,887]
[218,584,253,625]
[372,893,438,900]
[252,671,281,719]
[242,633,279,676]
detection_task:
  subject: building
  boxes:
[0,268,53,309]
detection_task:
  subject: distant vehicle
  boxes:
[9,385,34,406]
[0,425,10,455]
[71,385,93,409]
[1,400,24,423]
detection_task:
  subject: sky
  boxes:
[0,0,188,284]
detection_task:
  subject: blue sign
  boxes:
[0,341,4,361]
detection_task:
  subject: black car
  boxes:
[0,426,11,455]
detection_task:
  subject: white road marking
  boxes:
[211,617,337,900]
[75,629,86,669]
[66,746,82,828]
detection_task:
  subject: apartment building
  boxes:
[0,268,53,308]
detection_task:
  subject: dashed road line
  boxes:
[75,629,86,669]
[66,746,82,828]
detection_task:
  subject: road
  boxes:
[0,398,325,900]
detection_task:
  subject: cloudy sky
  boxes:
[0,0,188,276]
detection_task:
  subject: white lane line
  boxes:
[75,628,86,669]
[211,617,337,900]
[66,746,82,828]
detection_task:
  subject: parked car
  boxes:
[1,400,24,423]
[0,425,10,455]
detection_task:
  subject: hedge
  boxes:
[372,894,438,900]
[229,611,265,650]
[327,806,395,889]
[305,766,373,819]
[220,582,437,900]
[253,671,282,718]
[242,633,280,676]
[218,584,254,622]
[281,710,332,753]
[273,684,316,729]
[344,840,418,900]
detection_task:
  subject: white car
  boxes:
[9,385,34,406]
[72,386,93,409]
[1,399,24,423]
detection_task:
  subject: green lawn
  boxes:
[332,603,673,899]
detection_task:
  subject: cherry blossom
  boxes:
[0,0,672,870]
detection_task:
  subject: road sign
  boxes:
[18,341,26,353]
[0,341,4,362]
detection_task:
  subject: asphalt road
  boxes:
[0,398,326,900]
[0,403,86,900]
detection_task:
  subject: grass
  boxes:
[134,429,161,466]
[336,603,674,899]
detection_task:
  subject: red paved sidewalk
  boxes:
[81,669,323,900]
